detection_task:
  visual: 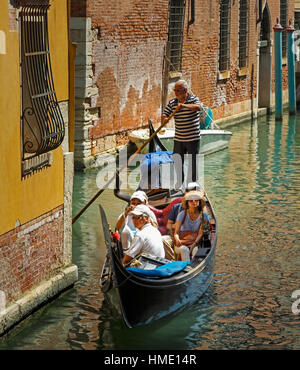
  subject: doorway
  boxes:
[258,4,272,112]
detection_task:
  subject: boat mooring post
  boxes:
[286,20,297,115]
[273,19,283,120]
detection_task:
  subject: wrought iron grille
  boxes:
[219,0,231,72]
[20,3,65,160]
[168,0,186,72]
[239,0,249,69]
[280,0,288,57]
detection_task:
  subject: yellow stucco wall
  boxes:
[0,0,69,235]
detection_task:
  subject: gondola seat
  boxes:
[148,197,182,235]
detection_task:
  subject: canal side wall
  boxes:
[70,0,295,170]
[0,0,78,336]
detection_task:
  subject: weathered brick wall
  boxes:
[88,0,169,137]
[71,0,294,166]
[0,206,64,304]
[180,0,294,120]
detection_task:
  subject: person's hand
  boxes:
[189,242,196,251]
[124,205,134,217]
[174,235,181,247]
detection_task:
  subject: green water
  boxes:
[1,112,300,350]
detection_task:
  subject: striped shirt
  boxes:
[163,94,205,142]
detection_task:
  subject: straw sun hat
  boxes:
[181,190,205,210]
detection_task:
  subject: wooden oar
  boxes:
[72,105,180,224]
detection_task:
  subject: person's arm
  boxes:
[166,205,177,233]
[173,220,183,247]
[115,205,133,231]
[121,234,142,265]
[161,113,169,124]
[122,254,132,266]
[178,103,201,111]
[166,219,175,232]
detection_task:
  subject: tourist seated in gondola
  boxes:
[122,205,165,266]
[161,182,203,260]
[173,191,210,262]
[115,191,157,251]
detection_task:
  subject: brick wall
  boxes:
[71,0,87,17]
[88,0,168,135]
[0,205,64,304]
[71,0,294,167]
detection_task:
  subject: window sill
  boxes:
[238,67,248,77]
[169,71,182,79]
[282,57,287,66]
[218,70,230,80]
[22,152,53,177]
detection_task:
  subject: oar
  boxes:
[72,105,180,224]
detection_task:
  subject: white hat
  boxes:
[130,191,148,203]
[130,204,152,217]
[186,182,201,191]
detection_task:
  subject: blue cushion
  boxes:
[126,261,190,279]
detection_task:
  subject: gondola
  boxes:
[99,121,218,328]
[129,107,232,155]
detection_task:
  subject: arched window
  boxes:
[280,0,288,57]
[168,0,186,72]
[219,0,231,72]
[260,6,270,42]
[239,0,249,69]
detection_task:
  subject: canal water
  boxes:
[0,111,300,350]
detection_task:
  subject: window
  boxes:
[20,0,65,166]
[260,6,270,42]
[239,0,249,69]
[219,0,231,72]
[280,0,288,57]
[168,0,186,72]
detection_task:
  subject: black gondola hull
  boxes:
[99,116,218,328]
[102,228,217,328]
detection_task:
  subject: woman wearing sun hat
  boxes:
[173,190,210,261]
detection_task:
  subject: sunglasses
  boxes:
[132,215,144,220]
[174,89,184,92]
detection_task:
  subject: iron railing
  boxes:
[20,1,65,160]
[219,0,231,72]
[280,0,288,57]
[239,0,249,69]
[168,0,186,72]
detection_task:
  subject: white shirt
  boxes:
[125,223,165,259]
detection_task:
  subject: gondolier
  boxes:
[161,79,206,188]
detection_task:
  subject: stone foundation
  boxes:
[0,205,78,335]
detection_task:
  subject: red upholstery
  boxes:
[149,197,182,235]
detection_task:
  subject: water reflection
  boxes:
[0,111,299,350]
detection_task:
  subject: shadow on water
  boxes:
[1,111,300,350]
[97,285,217,350]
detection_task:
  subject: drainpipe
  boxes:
[188,0,195,26]
[257,0,263,24]
[273,19,283,120]
[286,20,296,115]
